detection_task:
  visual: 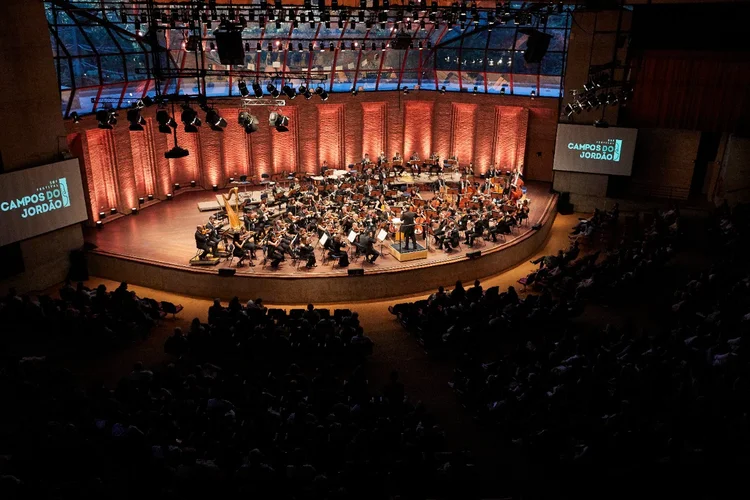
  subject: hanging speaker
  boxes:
[213,27,245,66]
[520,29,553,64]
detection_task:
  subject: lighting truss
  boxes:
[241,99,287,107]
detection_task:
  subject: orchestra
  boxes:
[194,156,531,269]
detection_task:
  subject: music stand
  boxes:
[377,229,388,259]
[347,230,359,260]
[318,233,329,263]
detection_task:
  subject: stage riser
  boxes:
[87,202,557,304]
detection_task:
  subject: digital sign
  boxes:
[553,124,638,176]
[0,159,88,246]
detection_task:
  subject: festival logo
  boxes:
[0,178,71,219]
[567,138,623,162]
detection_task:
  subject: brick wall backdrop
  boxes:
[318,104,346,169]
[69,91,559,224]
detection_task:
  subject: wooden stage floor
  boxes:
[87,181,553,277]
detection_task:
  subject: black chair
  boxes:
[240,174,247,182]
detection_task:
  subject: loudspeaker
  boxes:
[213,27,245,66]
[347,268,365,276]
[68,249,88,282]
[521,29,553,64]
[467,250,482,259]
[531,223,542,230]
[218,268,236,277]
[557,192,574,215]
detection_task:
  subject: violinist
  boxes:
[232,230,256,267]
[465,216,485,247]
[297,236,317,268]
[195,225,212,259]
[360,231,380,264]
[266,234,285,268]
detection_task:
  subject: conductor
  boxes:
[401,209,417,250]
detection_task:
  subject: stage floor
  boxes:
[87,181,553,277]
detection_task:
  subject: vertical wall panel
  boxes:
[515,108,529,172]
[169,127,201,187]
[84,128,119,212]
[297,104,319,174]
[450,103,477,168]
[318,104,345,169]
[129,122,158,198]
[361,102,387,160]
[199,126,223,188]
[474,104,496,175]
[112,126,138,210]
[148,119,173,197]
[494,106,525,173]
[221,108,250,179]
[271,106,299,174]
[344,101,363,166]
[432,102,452,162]
[403,101,433,160]
[386,101,404,158]
[249,113,272,180]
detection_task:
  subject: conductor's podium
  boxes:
[389,242,428,262]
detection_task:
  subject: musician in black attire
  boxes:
[297,238,317,268]
[360,232,380,264]
[465,217,485,247]
[401,209,418,250]
[195,226,212,259]
[231,232,255,267]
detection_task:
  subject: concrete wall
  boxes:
[0,0,84,294]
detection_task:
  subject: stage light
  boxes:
[138,197,144,205]
[472,86,478,95]
[70,112,80,123]
[212,184,218,191]
[351,88,358,96]
[96,220,103,229]
[229,177,235,183]
[110,207,117,215]
[500,87,506,95]
[99,211,106,220]
[238,111,259,133]
[564,103,576,117]
[181,106,202,133]
[166,193,173,200]
[148,194,154,201]
[440,86,446,94]
[96,109,117,129]
[531,90,536,100]
[205,109,227,131]
[403,86,409,95]
[126,108,146,131]
[174,183,181,190]
[131,207,138,215]
[269,111,290,132]
[298,84,307,94]
[252,82,263,98]
[282,84,296,99]
[315,87,328,101]
[237,80,249,98]
[156,110,177,133]
[190,180,196,188]
[266,83,280,99]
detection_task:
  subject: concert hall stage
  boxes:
[86,182,557,304]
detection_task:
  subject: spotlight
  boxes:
[238,111,259,133]
[99,211,106,220]
[181,106,202,132]
[96,220,103,229]
[212,184,218,191]
[403,87,409,95]
[190,180,196,188]
[303,87,313,99]
[315,87,328,101]
[440,86,446,94]
[269,111,290,132]
[174,183,181,190]
[252,82,263,98]
[166,193,173,200]
[96,109,117,129]
[131,207,138,215]
[238,80,250,97]
[205,109,228,131]
[351,87,358,96]
[229,177,235,183]
[266,83,280,98]
[530,90,536,100]
[110,207,117,215]
[138,197,144,205]
[147,194,154,201]
[564,103,576,117]
[127,108,146,131]
[282,84,296,99]
[298,84,307,94]
[156,110,177,133]
[472,86,478,95]
[500,87,506,95]
[70,112,80,123]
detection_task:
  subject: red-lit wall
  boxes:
[67,91,558,224]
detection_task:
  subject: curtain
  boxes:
[626,50,750,134]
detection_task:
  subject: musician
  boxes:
[320,160,329,175]
[362,153,371,165]
[297,236,317,268]
[487,164,498,177]
[392,152,405,176]
[434,175,447,191]
[195,225,212,259]
[463,162,475,176]
[360,232,380,264]
[378,151,387,166]
[394,152,403,162]
[266,234,285,268]
[410,151,421,176]
[401,209,417,250]
[232,231,255,267]
[465,217,485,247]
